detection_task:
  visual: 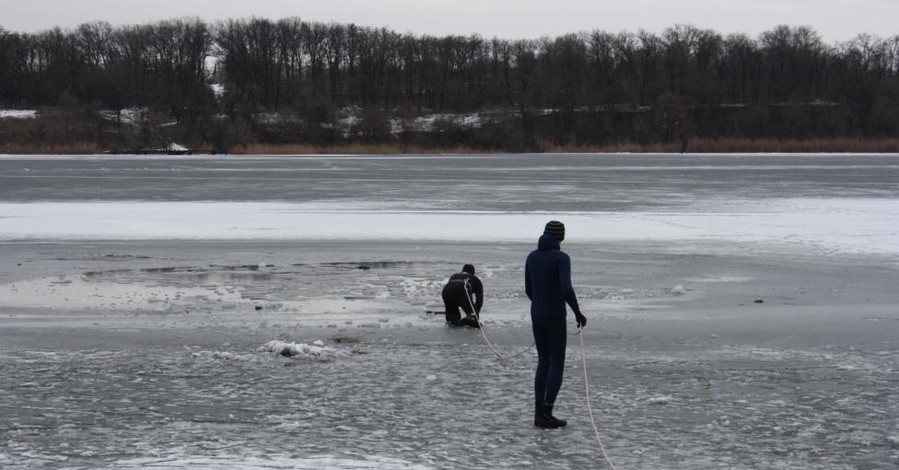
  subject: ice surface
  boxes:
[0,239,895,469]
[110,455,435,469]
[0,198,897,257]
[2,153,898,259]
[0,154,897,469]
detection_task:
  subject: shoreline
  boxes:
[4,137,899,156]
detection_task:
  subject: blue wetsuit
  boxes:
[525,233,583,406]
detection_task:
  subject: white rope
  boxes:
[455,275,618,467]
[459,277,534,360]
[476,316,535,360]
[577,328,618,470]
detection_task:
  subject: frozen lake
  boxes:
[0,153,897,469]
[3,153,899,208]
[2,153,899,256]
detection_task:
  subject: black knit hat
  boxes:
[544,220,565,241]
[462,264,475,274]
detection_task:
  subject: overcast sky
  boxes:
[2,0,896,43]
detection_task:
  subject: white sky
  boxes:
[2,0,897,43]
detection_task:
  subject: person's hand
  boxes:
[575,312,587,328]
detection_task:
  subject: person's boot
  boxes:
[534,403,567,428]
[462,314,480,328]
[534,402,544,426]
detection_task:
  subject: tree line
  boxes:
[1,18,898,150]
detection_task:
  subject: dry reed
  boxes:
[231,142,485,155]
[4,138,899,155]
[0,141,103,155]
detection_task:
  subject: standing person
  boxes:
[441,264,483,328]
[525,220,587,428]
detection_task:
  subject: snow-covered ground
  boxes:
[0,109,37,119]
[0,154,897,469]
[392,112,488,134]
[99,108,147,126]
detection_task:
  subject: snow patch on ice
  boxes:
[1,198,898,257]
[190,350,256,361]
[685,275,754,283]
[0,274,245,311]
[648,396,674,405]
[260,339,362,360]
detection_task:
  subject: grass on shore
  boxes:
[233,138,899,155]
[3,138,899,155]
[685,137,899,153]
[540,137,899,154]
[0,141,104,155]
[230,142,486,155]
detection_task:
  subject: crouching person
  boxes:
[441,264,483,328]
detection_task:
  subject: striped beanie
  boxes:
[544,220,565,241]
